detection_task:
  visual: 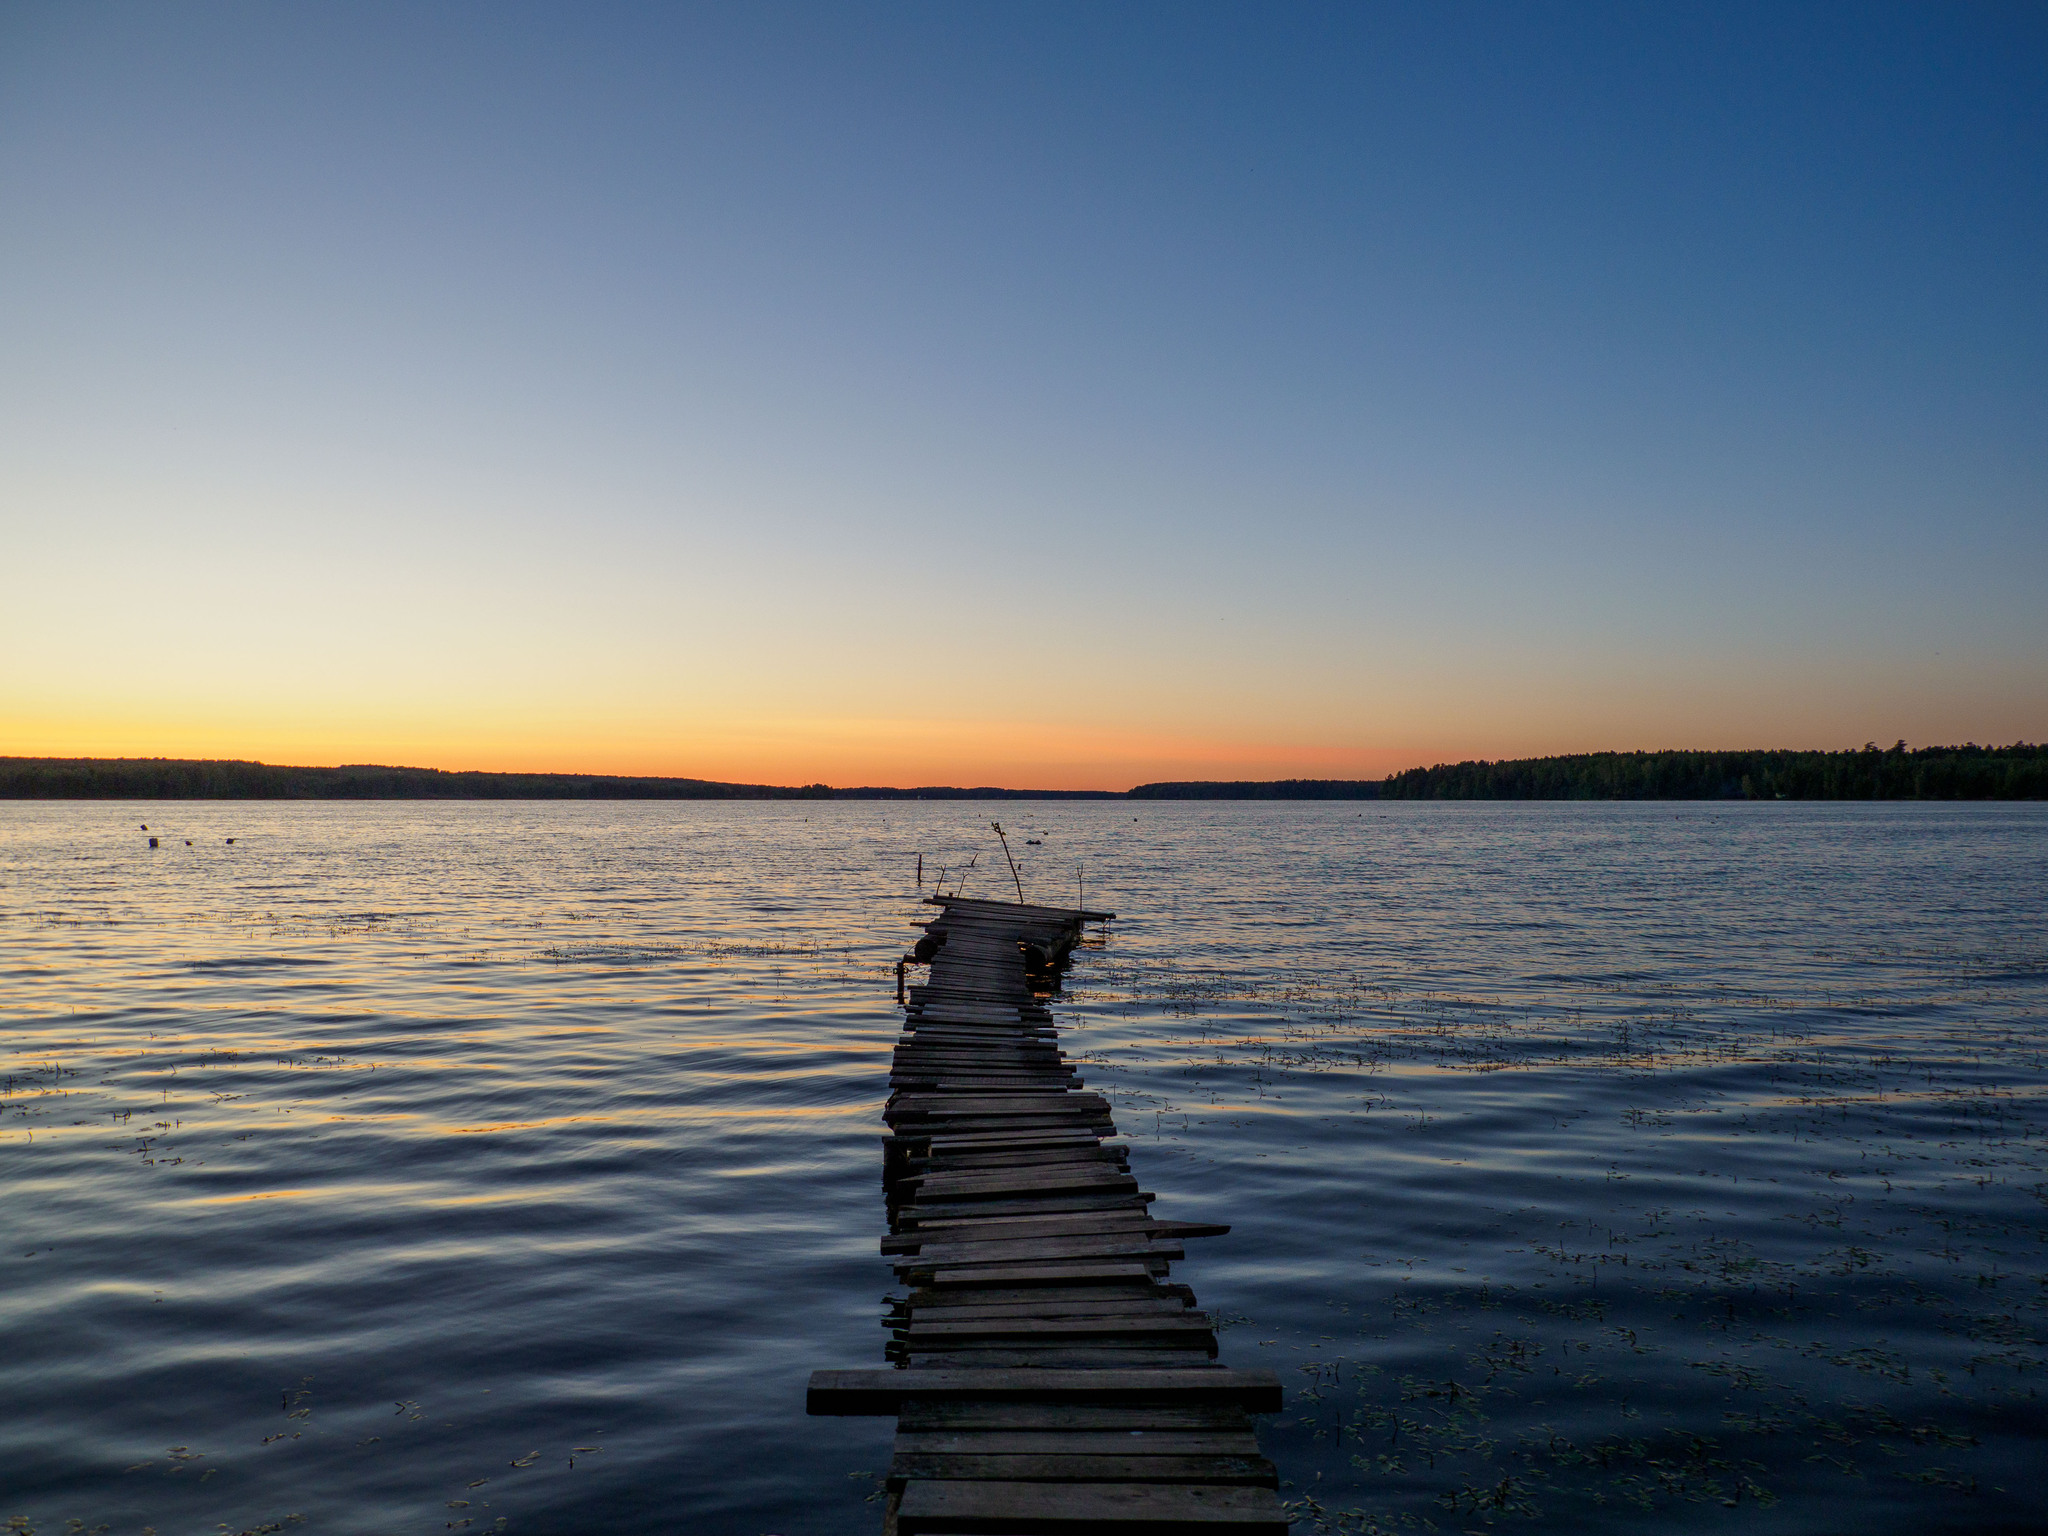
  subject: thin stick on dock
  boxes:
[991,821,1025,903]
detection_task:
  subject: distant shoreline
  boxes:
[2,744,2042,800]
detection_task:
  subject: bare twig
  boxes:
[991,822,1025,902]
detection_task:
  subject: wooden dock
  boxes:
[808,895,1288,1535]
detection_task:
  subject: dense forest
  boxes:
[3,744,2042,800]
[0,759,1113,800]
[1379,742,2048,800]
[0,759,835,800]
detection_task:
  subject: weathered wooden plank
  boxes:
[903,1281,1177,1308]
[897,1146,1115,1165]
[892,1095,1106,1116]
[909,1163,1138,1187]
[928,1261,1158,1288]
[906,1015,1051,1025]
[893,1477,1284,1535]
[929,894,1116,922]
[912,1157,1134,1183]
[903,1246,1179,1278]
[904,1143,1116,1163]
[902,1235,1181,1269]
[893,1090,1086,1102]
[893,1429,1261,1457]
[921,1122,1114,1146]
[902,1297,1194,1320]
[913,1147,1124,1169]
[893,1340,1213,1364]
[901,1036,1054,1047]
[806,1376,1269,1425]
[894,1120,1117,1142]
[885,1213,1154,1251]
[907,1016,1044,1028]
[891,1082,1083,1094]
[901,1146,1130,1163]
[893,1110,1112,1130]
[893,1059,1067,1071]
[908,1000,1044,1013]
[898,1059,1064,1070]
[1148,1221,1231,1240]
[893,1109,1106,1127]
[892,1056,1070,1067]
[911,1158,1124,1182]
[906,1010,1051,1022]
[896,1401,1255,1432]
[909,992,1040,1004]
[899,1191,1151,1222]
[909,1170,1140,1199]
[888,1451,1276,1486]
[891,1079,1085,1093]
[802,1368,1277,1417]
[904,1316,1215,1341]
[909,1012,1043,1024]
[914,1147,1124,1172]
[898,1347,1216,1369]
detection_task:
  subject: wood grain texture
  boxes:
[807,895,1281,1532]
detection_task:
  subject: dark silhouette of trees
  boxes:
[1377,743,2046,800]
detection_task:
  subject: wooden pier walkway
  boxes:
[809,895,1288,1535]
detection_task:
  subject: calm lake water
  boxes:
[1,801,2043,1535]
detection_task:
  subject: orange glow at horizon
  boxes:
[0,711,1413,790]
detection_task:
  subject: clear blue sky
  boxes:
[3,2,2042,785]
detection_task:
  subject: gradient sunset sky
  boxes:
[3,2,2042,788]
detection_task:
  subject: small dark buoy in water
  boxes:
[148,837,158,848]
[184,840,192,846]
[140,824,148,831]
[226,837,235,844]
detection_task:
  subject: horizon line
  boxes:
[3,743,2041,799]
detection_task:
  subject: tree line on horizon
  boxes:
[1375,742,2047,800]
[0,743,2042,800]
[0,758,840,800]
